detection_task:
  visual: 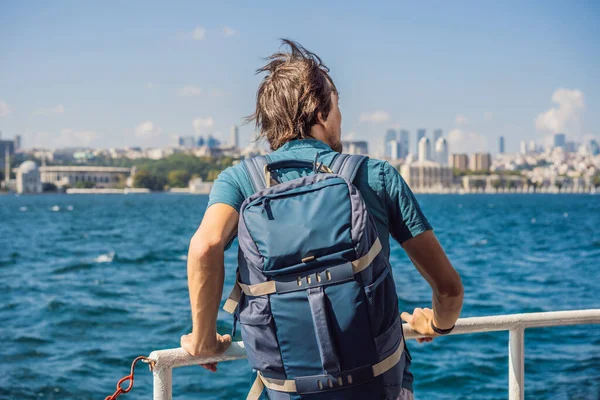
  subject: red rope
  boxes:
[105,356,152,400]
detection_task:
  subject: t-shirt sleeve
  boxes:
[382,162,433,244]
[207,166,246,212]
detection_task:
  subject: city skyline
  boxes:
[0,1,598,154]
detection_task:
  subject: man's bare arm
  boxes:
[180,203,239,361]
[400,230,464,338]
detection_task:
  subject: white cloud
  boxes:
[135,121,161,139]
[33,104,65,116]
[223,26,238,37]
[455,114,469,125]
[0,101,13,117]
[359,111,390,123]
[447,128,488,154]
[178,85,202,96]
[59,129,96,146]
[177,26,206,41]
[535,89,584,133]
[193,117,214,133]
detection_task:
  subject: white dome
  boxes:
[19,161,38,174]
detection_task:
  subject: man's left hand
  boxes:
[180,332,232,372]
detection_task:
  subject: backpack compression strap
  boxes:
[242,155,270,193]
[329,154,368,183]
[246,336,404,399]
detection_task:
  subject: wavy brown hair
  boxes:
[246,39,338,151]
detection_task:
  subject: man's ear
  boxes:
[316,111,327,127]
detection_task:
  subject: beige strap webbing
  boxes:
[239,280,276,296]
[223,238,382,313]
[372,338,404,377]
[246,338,403,398]
[223,283,242,314]
[352,237,382,274]
[258,372,297,393]
[246,374,266,400]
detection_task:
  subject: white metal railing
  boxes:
[148,309,600,400]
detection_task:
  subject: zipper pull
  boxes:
[261,198,274,220]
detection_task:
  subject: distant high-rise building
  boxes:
[416,129,426,154]
[230,125,239,149]
[398,129,410,158]
[206,135,220,148]
[342,141,369,155]
[590,139,600,156]
[553,133,566,148]
[528,140,536,153]
[499,136,505,154]
[388,140,400,160]
[384,129,397,158]
[473,153,492,171]
[14,135,21,151]
[565,141,577,153]
[178,136,196,149]
[434,137,449,166]
[520,140,527,154]
[433,129,443,143]
[418,137,431,162]
[451,154,469,171]
[197,136,205,147]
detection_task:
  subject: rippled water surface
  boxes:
[1,194,599,399]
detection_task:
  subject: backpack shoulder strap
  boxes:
[242,155,270,193]
[330,154,368,183]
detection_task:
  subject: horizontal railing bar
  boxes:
[148,309,600,370]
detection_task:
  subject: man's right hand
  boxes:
[401,307,437,343]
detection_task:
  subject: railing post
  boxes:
[508,328,524,400]
[153,367,172,400]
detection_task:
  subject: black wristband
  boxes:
[431,321,455,335]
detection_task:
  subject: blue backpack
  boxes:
[224,154,406,399]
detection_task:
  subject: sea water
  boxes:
[0,194,599,399]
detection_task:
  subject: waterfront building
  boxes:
[451,154,469,171]
[231,125,240,149]
[398,129,409,159]
[553,133,566,149]
[473,153,492,172]
[189,177,213,194]
[40,166,132,188]
[388,140,400,160]
[400,161,453,190]
[416,129,426,154]
[384,129,396,158]
[17,161,42,194]
[434,137,449,166]
[499,136,505,154]
[433,129,443,143]
[342,141,369,155]
[520,140,527,154]
[418,137,431,162]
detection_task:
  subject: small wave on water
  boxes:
[94,252,115,263]
[50,205,60,212]
[67,205,74,211]
[19,206,27,212]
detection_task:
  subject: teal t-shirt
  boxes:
[208,139,432,256]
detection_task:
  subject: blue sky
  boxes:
[0,0,598,155]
